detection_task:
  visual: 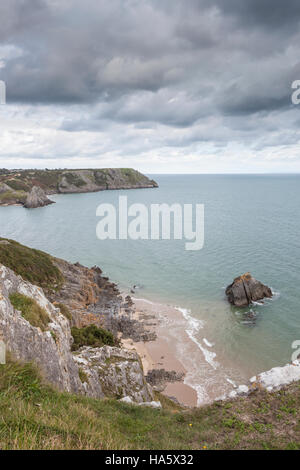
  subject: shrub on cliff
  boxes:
[71,325,118,351]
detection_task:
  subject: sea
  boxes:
[1,174,299,402]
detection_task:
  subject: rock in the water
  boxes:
[226,273,272,307]
[24,186,55,209]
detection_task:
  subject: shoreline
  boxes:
[121,296,198,407]
[120,292,254,408]
[121,292,300,409]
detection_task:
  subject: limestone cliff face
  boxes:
[48,259,122,328]
[0,264,153,403]
[57,169,158,194]
[0,265,81,393]
[74,346,153,402]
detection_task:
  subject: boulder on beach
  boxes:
[24,186,55,209]
[226,273,272,307]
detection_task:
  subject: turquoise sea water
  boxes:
[1,174,299,400]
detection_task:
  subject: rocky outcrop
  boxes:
[120,396,161,408]
[0,264,153,403]
[24,186,54,209]
[226,273,272,307]
[48,259,122,328]
[146,369,185,392]
[220,360,300,402]
[0,264,81,393]
[74,346,153,402]
[250,360,300,392]
[0,183,12,194]
[57,169,158,194]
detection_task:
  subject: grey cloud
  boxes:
[207,0,300,29]
[1,0,300,165]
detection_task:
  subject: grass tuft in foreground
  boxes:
[0,359,300,450]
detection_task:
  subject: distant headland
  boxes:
[0,168,158,208]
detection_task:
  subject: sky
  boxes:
[0,0,300,174]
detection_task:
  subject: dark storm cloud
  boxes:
[0,0,50,41]
[1,0,300,155]
[202,0,300,29]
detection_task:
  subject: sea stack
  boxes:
[226,273,272,307]
[24,186,55,209]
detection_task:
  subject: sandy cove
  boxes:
[121,296,198,407]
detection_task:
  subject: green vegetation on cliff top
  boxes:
[0,168,157,194]
[0,359,299,450]
[0,238,64,290]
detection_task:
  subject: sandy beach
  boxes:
[120,292,245,408]
[121,296,199,407]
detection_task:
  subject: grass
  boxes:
[78,368,89,384]
[9,293,50,332]
[0,190,27,204]
[0,238,64,291]
[5,179,31,192]
[71,325,118,351]
[0,169,156,200]
[120,168,148,185]
[56,303,72,322]
[0,359,300,450]
[63,172,86,187]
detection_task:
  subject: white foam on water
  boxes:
[271,289,281,300]
[203,338,214,348]
[131,297,233,406]
[226,378,237,388]
[176,307,219,370]
[131,296,155,305]
[184,374,209,406]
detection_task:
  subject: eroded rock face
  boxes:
[48,259,122,327]
[226,273,272,307]
[0,264,82,393]
[74,346,153,402]
[24,186,54,209]
[146,369,185,392]
[0,264,153,403]
[57,169,158,194]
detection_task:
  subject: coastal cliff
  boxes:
[1,238,300,449]
[0,168,158,207]
[0,238,153,403]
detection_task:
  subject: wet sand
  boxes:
[121,297,198,407]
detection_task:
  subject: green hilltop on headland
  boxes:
[0,168,158,207]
